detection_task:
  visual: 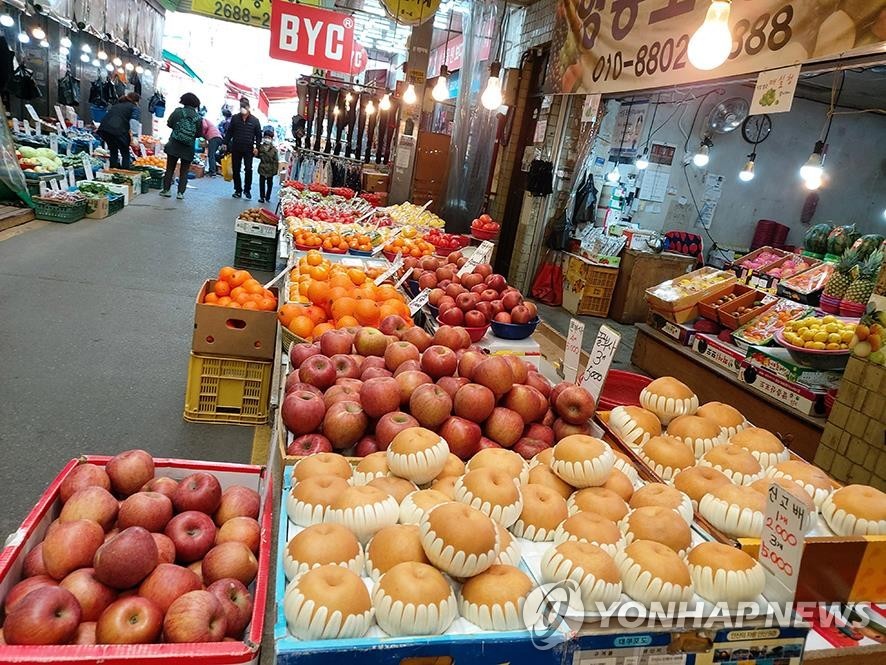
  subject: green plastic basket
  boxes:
[33,198,88,224]
[108,193,125,215]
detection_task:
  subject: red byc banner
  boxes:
[269,0,356,73]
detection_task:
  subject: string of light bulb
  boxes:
[688,1,732,71]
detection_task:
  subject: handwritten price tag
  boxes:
[457,241,494,277]
[49,134,59,153]
[759,482,807,603]
[563,318,585,384]
[408,288,431,315]
[579,324,621,400]
[82,156,94,181]
[374,253,403,285]
[394,268,412,289]
[54,104,67,129]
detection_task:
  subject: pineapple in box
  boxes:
[844,251,884,306]
[823,248,859,298]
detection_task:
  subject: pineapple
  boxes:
[844,251,884,304]
[823,248,859,298]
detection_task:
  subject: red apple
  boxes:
[401,326,433,352]
[299,355,337,390]
[165,511,218,563]
[543,408,556,427]
[355,435,380,456]
[172,472,222,514]
[434,325,471,350]
[524,301,538,319]
[59,486,118,531]
[207,578,253,639]
[22,543,47,578]
[139,563,202,613]
[330,353,361,379]
[446,250,462,264]
[361,356,386,372]
[445,283,465,298]
[490,300,505,317]
[60,463,111,503]
[287,433,333,456]
[384,341,420,372]
[360,376,401,418]
[503,384,548,423]
[457,350,485,380]
[201,542,258,586]
[289,342,320,369]
[72,621,97,645]
[214,486,260,525]
[335,377,363,391]
[42,519,105,580]
[513,437,552,459]
[554,385,596,424]
[503,355,530,385]
[410,383,453,429]
[436,375,469,399]
[484,407,524,448]
[549,381,572,407]
[319,329,354,356]
[163,590,228,643]
[455,292,477,312]
[376,412,420,448]
[355,327,391,358]
[106,449,155,497]
[4,575,58,615]
[3,586,81,645]
[460,272,484,289]
[510,304,533,324]
[438,306,464,326]
[501,291,523,311]
[437,296,456,313]
[553,417,591,441]
[485,274,506,292]
[188,560,203,584]
[216,516,260,554]
[478,436,502,450]
[323,401,369,448]
[479,289,499,302]
[469,283,486,295]
[393,359,422,376]
[152,533,177,564]
[436,267,455,282]
[361,366,393,380]
[473,356,515,396]
[418,272,438,290]
[524,423,555,445]
[380,314,410,338]
[59,568,116,622]
[422,345,458,379]
[395,369,433,405]
[96,596,163,644]
[282,390,327,436]
[464,310,487,327]
[428,288,445,307]
[117,491,173,532]
[94,526,158,589]
[453,383,496,422]
[439,416,482,459]
[474,263,493,278]
[526,371,552,397]
[322,385,359,410]
[141,476,179,500]
[475,301,494,321]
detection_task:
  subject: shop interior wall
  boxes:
[598,82,886,251]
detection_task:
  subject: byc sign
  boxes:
[269,0,355,73]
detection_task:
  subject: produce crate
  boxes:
[32,197,88,224]
[0,455,273,664]
[108,192,124,215]
[131,165,165,189]
[24,174,66,196]
[235,232,277,272]
[193,280,278,361]
[184,352,273,425]
[562,253,620,317]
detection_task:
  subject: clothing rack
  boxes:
[295,147,363,163]
[288,147,363,191]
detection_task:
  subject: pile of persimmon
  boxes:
[347,233,375,252]
[277,250,412,339]
[292,230,350,252]
[383,235,436,257]
[202,267,278,311]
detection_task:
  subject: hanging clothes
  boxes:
[291,149,364,190]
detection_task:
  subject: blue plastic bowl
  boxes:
[490,317,540,340]
[348,248,373,257]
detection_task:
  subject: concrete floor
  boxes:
[0,174,266,537]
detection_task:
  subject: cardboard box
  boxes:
[78,180,129,205]
[362,172,389,193]
[737,359,827,416]
[193,280,278,361]
[96,169,143,199]
[650,312,699,346]
[190,163,205,178]
[691,333,745,375]
[744,345,842,390]
[84,195,110,219]
[0,456,273,664]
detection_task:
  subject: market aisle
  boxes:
[0,174,266,536]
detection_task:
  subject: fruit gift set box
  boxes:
[0,455,273,665]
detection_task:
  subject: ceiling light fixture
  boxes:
[112,56,122,66]
[688,0,732,70]
[365,100,375,115]
[739,153,755,182]
[402,83,417,105]
[98,49,107,60]
[135,65,144,74]
[0,15,14,28]
[31,27,45,40]
[92,58,100,66]
[125,62,134,71]
[105,62,114,71]
[799,140,825,181]
[39,39,49,48]
[379,93,391,111]
[692,136,713,167]
[81,44,91,53]
[606,164,621,183]
[60,36,72,48]
[80,52,90,63]
[635,151,649,170]
[18,32,30,44]
[480,62,503,110]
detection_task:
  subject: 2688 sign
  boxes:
[548,0,886,94]
[192,0,272,29]
[269,0,355,74]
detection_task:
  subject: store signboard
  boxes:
[546,1,886,94]
[750,64,801,115]
[579,324,621,400]
[269,1,355,74]
[759,482,808,603]
[191,0,272,29]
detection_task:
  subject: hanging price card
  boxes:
[49,134,59,153]
[22,120,31,135]
[139,144,147,157]
[374,253,403,285]
[408,288,431,315]
[24,104,40,122]
[579,324,621,400]
[759,482,807,603]
[457,241,495,277]
[563,318,585,384]
[54,104,67,129]
[67,168,77,188]
[66,138,73,156]
[82,156,94,181]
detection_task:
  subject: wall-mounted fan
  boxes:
[705,98,750,134]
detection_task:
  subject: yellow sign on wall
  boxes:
[379,0,440,26]
[191,0,272,29]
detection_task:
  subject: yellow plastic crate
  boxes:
[184,353,272,425]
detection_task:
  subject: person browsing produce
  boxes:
[97,92,141,170]
[160,93,203,200]
[202,115,223,177]
[224,98,262,200]
[257,128,279,204]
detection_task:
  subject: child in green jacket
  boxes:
[257,129,279,204]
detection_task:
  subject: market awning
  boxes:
[161,50,203,83]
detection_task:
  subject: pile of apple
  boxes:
[405,252,537,328]
[423,229,467,252]
[283,321,596,461]
[1,451,260,646]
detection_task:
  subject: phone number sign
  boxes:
[191,0,273,29]
[547,1,886,94]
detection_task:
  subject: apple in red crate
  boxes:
[436,375,469,399]
[330,354,361,379]
[138,563,202,613]
[3,586,82,645]
[554,385,596,424]
[484,407,524,448]
[473,356,514,396]
[355,435,380,456]
[437,296,456,313]
[453,383,496,422]
[323,384,361,409]
[553,418,591,441]
[287,433,333,456]
[142,476,179,499]
[207,578,253,639]
[422,345,458,379]
[402,326,432,352]
[410,383,453,429]
[513,437,551,460]
[173,472,222,514]
[323,401,369,448]
[202,542,258,586]
[73,621,97,645]
[503,385,547,424]
[376,412,420,448]
[289,342,321,369]
[163,590,227,643]
[153,533,177,564]
[117,491,173,532]
[165,511,218,563]
[96,596,163,644]
[504,355,530,385]
[22,543,48,578]
[59,486,119,531]
[216,516,260,554]
[395,369,432,405]
[438,306,464,326]
[319,329,353,356]
[282,391,326,436]
[215,486,260,525]
[4,575,58,615]
[299,355,337,390]
[456,292,478,312]
[59,463,111,503]
[385,341,420,372]
[361,376,401,418]
[475,301,494,322]
[526,371,552,397]
[524,423,555,445]
[439,416,482,459]
[94,526,159,589]
[42,519,105,580]
[464,310,487,328]
[106,449,155,497]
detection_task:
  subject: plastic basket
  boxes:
[107,193,125,215]
[235,232,277,272]
[33,198,88,224]
[597,370,653,411]
[183,353,273,425]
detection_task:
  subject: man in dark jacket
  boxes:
[224,98,262,199]
[98,92,141,169]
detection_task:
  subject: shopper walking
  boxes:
[202,116,223,177]
[257,128,279,204]
[160,93,203,200]
[218,107,232,137]
[224,98,262,199]
[97,93,141,169]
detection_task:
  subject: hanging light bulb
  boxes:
[81,44,91,53]
[804,174,823,191]
[60,36,72,48]
[365,100,375,115]
[117,67,124,74]
[39,39,49,48]
[799,141,825,181]
[92,58,100,67]
[333,106,340,116]
[739,153,755,182]
[402,83,417,105]
[688,0,732,70]
[379,93,391,111]
[125,62,134,71]
[60,46,70,57]
[80,52,90,63]
[606,164,621,183]
[481,62,503,110]
[345,92,353,104]
[135,65,144,74]
[432,65,449,102]
[105,63,114,72]
[112,56,122,66]
[692,137,713,167]
[18,32,30,44]
[0,14,14,28]
[98,49,107,60]
[31,27,46,40]
[635,151,649,170]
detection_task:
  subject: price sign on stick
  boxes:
[457,241,495,277]
[24,104,39,122]
[374,253,403,285]
[394,268,412,289]
[12,118,20,133]
[563,318,585,384]
[759,482,807,603]
[408,288,431,315]
[22,120,31,135]
[82,156,94,181]
[579,324,621,401]
[49,134,59,153]
[54,105,67,129]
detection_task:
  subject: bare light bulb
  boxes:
[81,44,91,53]
[739,158,755,182]
[135,65,144,74]
[481,63,503,110]
[31,27,46,40]
[105,63,114,72]
[688,0,732,71]
[80,53,90,63]
[60,36,72,48]
[117,67,124,74]
[98,50,107,60]
[112,56,122,66]
[92,58,100,67]
[402,83,417,105]
[804,174,823,191]
[345,92,353,103]
[0,15,14,28]
[635,152,649,170]
[693,140,711,167]
[606,165,621,183]
[379,93,391,111]
[365,100,376,115]
[432,66,449,102]
[59,46,70,56]
[18,32,30,44]
[39,39,49,48]
[799,150,824,181]
[125,62,134,71]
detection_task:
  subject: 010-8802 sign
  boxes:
[269,0,355,73]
